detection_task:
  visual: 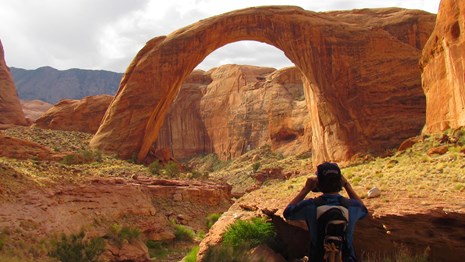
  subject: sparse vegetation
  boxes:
[173,224,195,242]
[206,213,221,229]
[48,231,105,262]
[184,245,199,262]
[106,224,141,246]
[223,217,275,249]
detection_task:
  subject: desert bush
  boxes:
[252,162,261,173]
[173,224,195,242]
[164,161,180,177]
[202,243,250,262]
[48,231,105,262]
[148,160,162,175]
[184,245,199,262]
[146,240,169,259]
[206,213,221,230]
[107,224,140,246]
[222,217,275,248]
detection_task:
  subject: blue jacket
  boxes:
[283,194,367,261]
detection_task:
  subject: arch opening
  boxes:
[152,40,311,161]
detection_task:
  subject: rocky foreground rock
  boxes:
[91,6,435,164]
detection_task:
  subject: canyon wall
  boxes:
[421,0,465,133]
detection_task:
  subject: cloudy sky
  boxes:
[0,0,440,73]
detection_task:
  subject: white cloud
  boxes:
[0,0,440,73]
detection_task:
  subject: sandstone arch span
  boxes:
[90,6,435,163]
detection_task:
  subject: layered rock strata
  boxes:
[420,0,465,133]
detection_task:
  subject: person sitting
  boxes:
[283,162,367,262]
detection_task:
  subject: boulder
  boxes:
[421,0,465,133]
[0,40,28,126]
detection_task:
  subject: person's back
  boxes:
[283,162,367,262]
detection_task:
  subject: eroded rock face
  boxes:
[0,174,231,261]
[0,40,28,126]
[155,65,310,160]
[0,134,64,161]
[34,95,113,133]
[421,0,465,133]
[21,100,53,121]
[91,7,435,163]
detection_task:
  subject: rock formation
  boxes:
[155,65,310,160]
[0,40,28,126]
[91,7,435,164]
[0,134,64,161]
[34,95,113,133]
[420,0,465,133]
[21,100,53,121]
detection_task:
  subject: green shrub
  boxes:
[252,162,261,173]
[223,217,275,248]
[107,224,140,246]
[148,160,162,175]
[174,224,195,242]
[164,161,180,177]
[146,240,169,259]
[48,231,105,262]
[184,245,199,262]
[61,154,80,165]
[206,213,221,230]
[202,244,250,262]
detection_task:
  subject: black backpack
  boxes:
[313,196,350,262]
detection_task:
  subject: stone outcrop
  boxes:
[156,65,310,160]
[0,174,231,261]
[420,0,465,133]
[91,7,435,164]
[34,95,113,133]
[21,100,53,121]
[0,134,64,161]
[0,40,28,126]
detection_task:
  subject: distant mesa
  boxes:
[10,66,122,104]
[90,6,435,164]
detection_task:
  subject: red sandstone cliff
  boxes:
[0,40,28,126]
[421,0,465,133]
[155,65,311,160]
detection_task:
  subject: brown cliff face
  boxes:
[421,0,465,133]
[33,95,113,134]
[0,40,28,126]
[155,65,310,160]
[155,70,212,160]
[91,7,435,163]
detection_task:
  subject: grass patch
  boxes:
[223,217,275,249]
[184,245,199,262]
[173,224,195,242]
[206,213,221,230]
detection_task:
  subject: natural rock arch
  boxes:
[90,6,434,163]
